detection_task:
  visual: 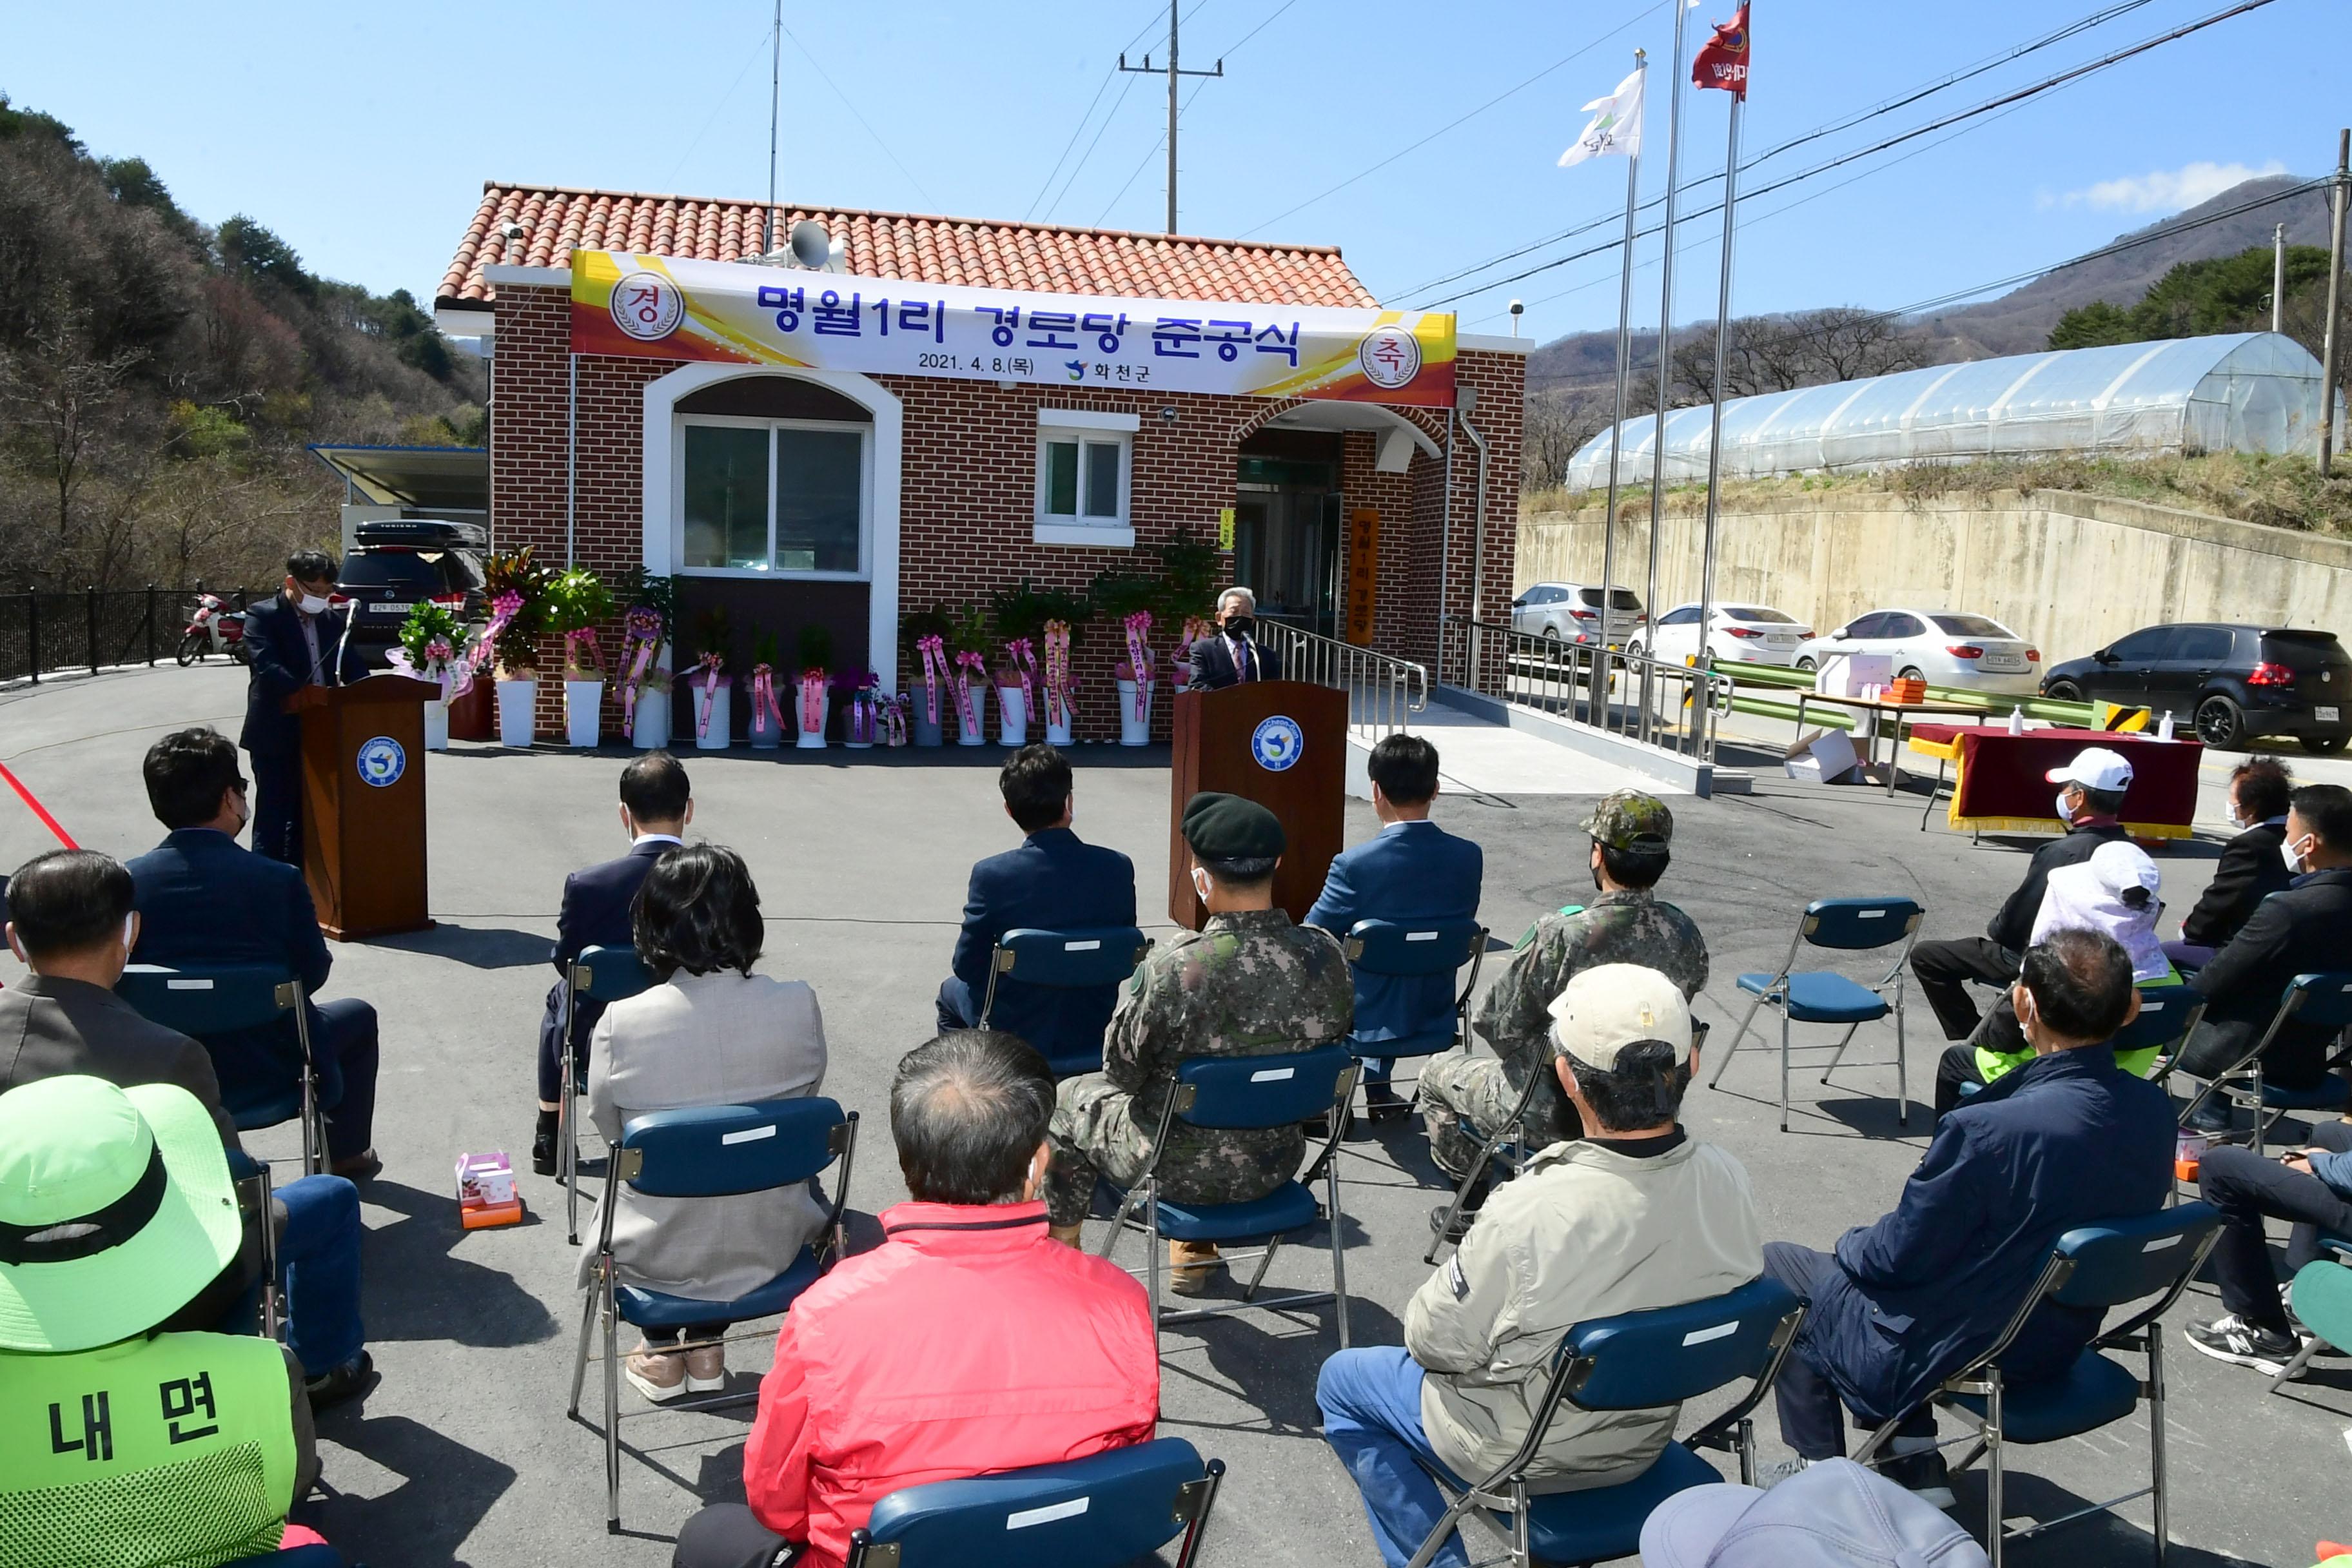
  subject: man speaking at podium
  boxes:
[1188,587,1284,691]
[240,550,365,868]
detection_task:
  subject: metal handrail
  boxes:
[1441,615,1733,764]
[1258,622,1429,741]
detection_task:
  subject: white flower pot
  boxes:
[796,689,831,749]
[1117,678,1153,747]
[630,687,670,748]
[996,685,1028,747]
[496,679,537,748]
[912,702,943,747]
[1046,712,1074,745]
[422,699,451,752]
[956,683,987,746]
[749,686,785,749]
[691,680,732,750]
[565,680,604,747]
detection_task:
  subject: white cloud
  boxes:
[2055,160,2288,215]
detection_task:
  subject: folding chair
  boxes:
[2176,972,2352,1155]
[2272,1232,2352,1391]
[978,925,1153,1078]
[1712,896,1923,1132]
[845,1436,1226,1568]
[118,963,327,1175]
[1852,1202,2223,1567]
[1338,916,1487,1112]
[227,1148,282,1341]
[1405,1276,1806,1568]
[558,943,658,1244]
[569,1098,858,1532]
[1090,1041,1358,1352]
[226,1549,346,1568]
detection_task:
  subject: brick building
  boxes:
[432,183,1525,741]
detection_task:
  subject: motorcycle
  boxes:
[177,594,249,666]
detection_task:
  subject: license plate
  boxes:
[1979,656,2024,671]
[2318,705,2340,723]
[372,601,415,614]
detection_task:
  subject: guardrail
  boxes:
[1259,622,1429,741]
[1442,617,1734,764]
[0,587,250,685]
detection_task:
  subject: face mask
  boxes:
[122,914,135,952]
[2282,836,2313,875]
[2054,790,2077,822]
[1191,866,1212,905]
[1224,615,1255,640]
[297,592,331,616]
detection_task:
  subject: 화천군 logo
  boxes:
[1251,715,1305,772]
[610,271,685,342]
[356,736,406,789]
[1357,327,1422,390]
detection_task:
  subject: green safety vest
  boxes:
[0,1329,296,1568]
[1975,968,2182,1089]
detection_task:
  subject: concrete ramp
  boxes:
[1349,700,1689,799]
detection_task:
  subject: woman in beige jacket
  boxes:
[576,843,829,1402]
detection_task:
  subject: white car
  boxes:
[1632,602,1812,667]
[1796,607,2042,695]
[1509,582,1646,647]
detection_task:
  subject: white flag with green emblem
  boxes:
[1558,66,1645,167]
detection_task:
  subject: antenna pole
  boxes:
[764,0,782,256]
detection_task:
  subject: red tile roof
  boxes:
[439,183,1378,310]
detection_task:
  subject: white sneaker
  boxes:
[622,1347,687,1403]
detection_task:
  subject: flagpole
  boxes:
[1642,1,1690,743]
[1696,88,1742,751]
[1598,49,1646,678]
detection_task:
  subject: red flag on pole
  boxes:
[1692,4,1750,99]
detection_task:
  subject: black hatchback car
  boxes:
[2040,622,2352,753]
[336,519,489,669]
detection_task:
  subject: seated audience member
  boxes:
[1044,792,1351,1293]
[533,750,694,1174]
[2188,1113,2352,1374]
[2166,756,2293,972]
[1417,790,1703,1226]
[1908,747,2132,1068]
[2175,783,2352,1122]
[672,1031,1157,1568]
[1306,733,1484,1123]
[935,743,1137,1065]
[1317,966,1760,1568]
[126,727,382,1181]
[1763,929,2173,1502]
[1932,840,2177,1115]
[0,1075,328,1564]
[579,843,828,1403]
[1,851,371,1405]
[1640,1457,1992,1568]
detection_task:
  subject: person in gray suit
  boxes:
[574,843,830,1404]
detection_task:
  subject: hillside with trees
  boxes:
[0,93,483,593]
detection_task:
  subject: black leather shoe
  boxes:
[1428,1204,1477,1244]
[532,1111,560,1177]
[1363,1084,1411,1124]
[305,1350,375,1411]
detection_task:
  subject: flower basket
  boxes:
[564,679,603,748]
[629,665,671,749]
[686,660,732,750]
[1113,662,1154,747]
[747,665,786,749]
[994,668,1029,747]
[796,672,831,749]
[1041,618,1076,746]
[496,678,537,748]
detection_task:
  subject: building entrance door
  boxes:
[1233,457,1341,638]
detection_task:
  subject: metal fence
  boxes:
[1260,622,1429,741]
[1442,616,1732,763]
[0,587,251,685]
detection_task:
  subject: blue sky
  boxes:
[5,0,2339,344]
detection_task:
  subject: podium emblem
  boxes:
[1250,715,1305,772]
[356,736,407,789]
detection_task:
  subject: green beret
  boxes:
[1182,791,1286,860]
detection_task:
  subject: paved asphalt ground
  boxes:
[3,662,2346,1568]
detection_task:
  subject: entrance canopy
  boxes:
[308,444,489,511]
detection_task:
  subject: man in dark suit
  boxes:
[1306,734,1484,1122]
[531,750,693,1175]
[2177,782,2352,1117]
[1909,747,2133,1062]
[1,847,373,1405]
[240,549,366,867]
[1187,586,1284,691]
[126,727,382,1182]
[2167,756,2293,972]
[936,744,1137,1070]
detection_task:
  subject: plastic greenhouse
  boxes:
[1562,331,2344,489]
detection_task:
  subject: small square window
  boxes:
[1037,425,1131,533]
[1083,441,1122,518]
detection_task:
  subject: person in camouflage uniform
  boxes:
[1417,789,1709,1189]
[1045,792,1353,1293]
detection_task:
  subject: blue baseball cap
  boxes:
[1640,1460,1988,1568]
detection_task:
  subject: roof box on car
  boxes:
[353,518,489,549]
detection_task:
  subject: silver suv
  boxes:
[1509,582,1647,648]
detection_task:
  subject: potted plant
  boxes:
[1113,610,1156,747]
[902,603,954,748]
[747,631,786,750]
[616,569,675,749]
[997,636,1037,747]
[948,603,990,747]
[686,606,734,750]
[992,578,1089,747]
[544,566,614,748]
[1041,618,1077,745]
[482,547,553,748]
[843,671,881,748]
[390,600,471,750]
[795,623,835,749]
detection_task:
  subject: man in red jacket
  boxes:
[672,1030,1160,1568]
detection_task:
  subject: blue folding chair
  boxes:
[978,925,1153,1078]
[1712,896,1924,1132]
[845,1437,1225,1568]
[1852,1202,2222,1567]
[117,962,327,1175]
[2273,1232,2352,1392]
[1338,916,1487,1106]
[226,1548,346,1568]
[1406,1276,1806,1568]
[558,943,659,1244]
[568,1097,858,1532]
[1090,1041,1358,1352]
[2177,972,2352,1155]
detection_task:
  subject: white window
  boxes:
[1034,408,1137,547]
[677,415,870,577]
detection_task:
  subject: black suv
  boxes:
[337,519,489,669]
[2040,622,2352,753]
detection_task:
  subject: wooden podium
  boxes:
[1168,680,1347,930]
[289,676,438,940]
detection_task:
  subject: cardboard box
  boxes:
[456,1150,525,1230]
[1818,652,1892,699]
[1784,728,1863,785]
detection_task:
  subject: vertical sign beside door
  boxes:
[1344,509,1380,646]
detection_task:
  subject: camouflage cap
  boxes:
[1581,789,1674,851]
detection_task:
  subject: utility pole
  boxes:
[763,0,782,257]
[2273,223,2286,333]
[1119,0,1222,233]
[2324,127,2349,477]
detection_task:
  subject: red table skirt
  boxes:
[1906,725,2203,838]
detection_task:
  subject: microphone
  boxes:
[332,597,357,687]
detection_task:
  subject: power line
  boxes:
[778,20,939,209]
[1027,1,1204,220]
[1091,0,1305,230]
[1040,0,1216,223]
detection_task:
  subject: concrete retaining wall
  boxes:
[1518,489,2352,663]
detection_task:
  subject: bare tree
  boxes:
[0,306,148,544]
[1522,389,1611,491]
[1671,307,1933,405]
